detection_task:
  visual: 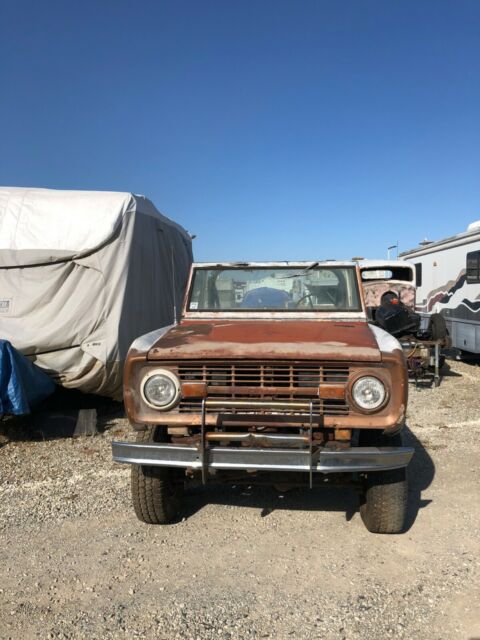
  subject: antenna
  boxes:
[171,246,177,323]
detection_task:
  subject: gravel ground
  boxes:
[1,360,479,639]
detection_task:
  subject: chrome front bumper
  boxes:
[112,440,414,475]
[113,400,413,484]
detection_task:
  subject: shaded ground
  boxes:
[0,360,479,639]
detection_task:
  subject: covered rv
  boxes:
[400,221,480,355]
[0,187,193,400]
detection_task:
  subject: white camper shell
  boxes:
[400,221,480,355]
[0,187,193,399]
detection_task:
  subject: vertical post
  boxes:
[309,401,313,489]
[171,247,177,323]
[434,341,440,387]
[200,398,207,484]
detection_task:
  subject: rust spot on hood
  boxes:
[148,320,382,362]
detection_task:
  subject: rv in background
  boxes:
[400,221,480,355]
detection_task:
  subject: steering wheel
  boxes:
[294,293,314,308]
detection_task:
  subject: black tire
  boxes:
[131,427,184,524]
[428,313,447,341]
[359,432,408,534]
[360,468,408,534]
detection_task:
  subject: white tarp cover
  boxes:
[0,187,193,399]
[0,188,132,253]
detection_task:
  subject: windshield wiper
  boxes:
[285,261,319,278]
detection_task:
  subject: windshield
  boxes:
[361,266,414,282]
[188,266,361,312]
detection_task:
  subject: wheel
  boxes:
[358,432,408,534]
[131,426,184,524]
[360,467,408,534]
[428,313,447,341]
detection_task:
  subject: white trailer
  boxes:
[400,221,480,355]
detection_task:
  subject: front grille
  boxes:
[171,362,350,416]
[178,397,349,415]
[176,363,350,387]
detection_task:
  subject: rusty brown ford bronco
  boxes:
[112,262,413,533]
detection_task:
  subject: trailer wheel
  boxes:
[131,427,184,524]
[358,432,408,534]
[428,313,447,341]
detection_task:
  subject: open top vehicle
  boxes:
[112,261,414,533]
[360,260,417,313]
[360,260,448,386]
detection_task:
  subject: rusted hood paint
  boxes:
[147,320,382,362]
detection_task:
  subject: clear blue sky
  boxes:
[1,1,479,261]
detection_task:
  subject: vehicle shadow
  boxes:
[182,481,359,522]
[403,423,435,531]
[181,423,435,533]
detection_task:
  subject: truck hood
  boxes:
[147,320,382,362]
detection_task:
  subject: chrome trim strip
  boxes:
[205,432,308,444]
[205,399,314,410]
[112,441,414,474]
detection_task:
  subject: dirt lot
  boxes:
[1,360,479,640]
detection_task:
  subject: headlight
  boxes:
[352,376,386,411]
[141,369,181,410]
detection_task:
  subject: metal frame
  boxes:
[199,399,316,485]
[200,398,207,484]
[308,401,313,488]
[402,338,443,387]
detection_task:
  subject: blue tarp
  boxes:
[0,340,56,415]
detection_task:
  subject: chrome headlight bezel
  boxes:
[140,368,181,411]
[351,375,387,412]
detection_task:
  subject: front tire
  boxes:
[359,432,408,534]
[131,427,184,524]
[360,467,408,533]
